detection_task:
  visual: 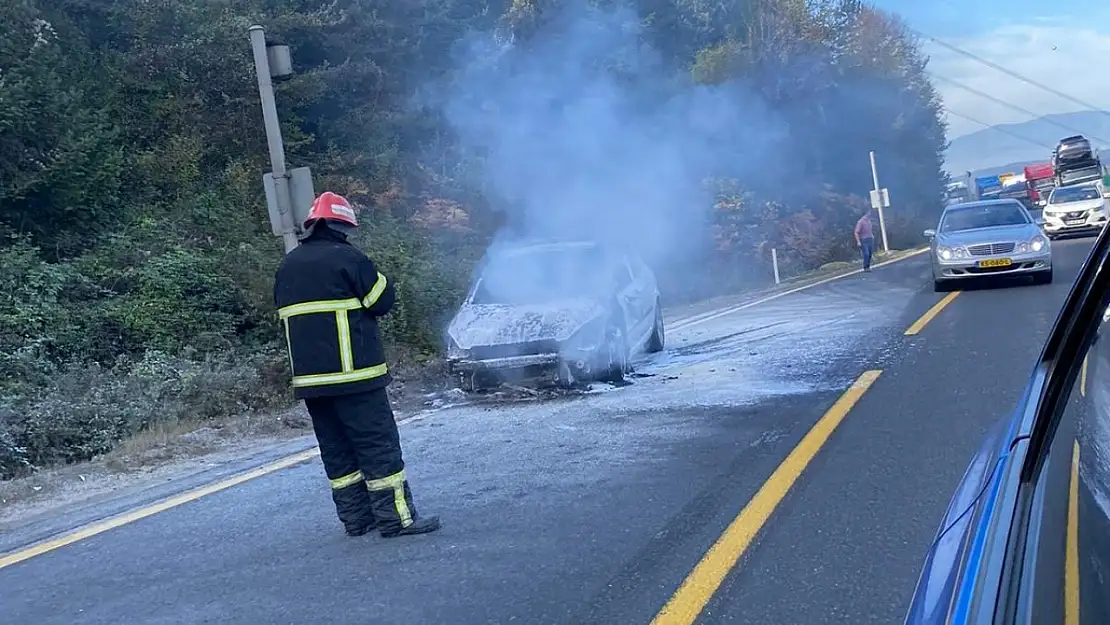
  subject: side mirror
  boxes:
[923,229,936,239]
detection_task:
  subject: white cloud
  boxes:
[925,19,1110,138]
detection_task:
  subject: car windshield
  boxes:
[940,203,1029,233]
[1049,186,1100,203]
[471,245,610,305]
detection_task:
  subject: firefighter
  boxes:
[273,191,441,538]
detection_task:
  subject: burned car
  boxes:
[445,240,665,390]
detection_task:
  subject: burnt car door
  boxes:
[623,252,659,349]
[610,254,646,347]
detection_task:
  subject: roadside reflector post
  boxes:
[869,151,891,254]
[771,248,781,284]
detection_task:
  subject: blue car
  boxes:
[905,221,1110,623]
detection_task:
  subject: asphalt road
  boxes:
[0,238,1097,625]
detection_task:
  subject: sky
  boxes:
[874,0,1110,138]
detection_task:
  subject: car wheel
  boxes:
[459,370,492,393]
[555,360,578,389]
[1036,268,1053,285]
[646,300,665,353]
[933,279,951,293]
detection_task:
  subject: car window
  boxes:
[614,258,633,289]
[939,203,1030,233]
[1050,187,1101,203]
[471,245,609,305]
[625,254,652,282]
[1018,294,1110,623]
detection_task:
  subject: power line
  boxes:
[927,71,1110,145]
[917,32,1110,118]
[944,108,1056,150]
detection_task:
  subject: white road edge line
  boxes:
[669,248,928,332]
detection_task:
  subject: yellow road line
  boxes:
[648,369,882,625]
[1080,355,1088,397]
[0,448,320,571]
[904,291,961,336]
[671,248,929,332]
[1065,440,1080,625]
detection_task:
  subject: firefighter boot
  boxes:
[331,477,377,537]
[366,473,441,538]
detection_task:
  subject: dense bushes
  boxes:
[0,0,947,478]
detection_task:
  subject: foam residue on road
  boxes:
[422,275,914,416]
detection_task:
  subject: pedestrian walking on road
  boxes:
[273,191,440,539]
[854,209,876,272]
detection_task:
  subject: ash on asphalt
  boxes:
[424,270,920,414]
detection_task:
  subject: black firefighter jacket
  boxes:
[273,227,396,399]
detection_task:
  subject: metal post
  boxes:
[869,150,890,253]
[771,248,780,284]
[249,25,299,253]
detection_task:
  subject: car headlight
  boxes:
[1030,235,1046,252]
[1017,242,1029,252]
[938,246,968,260]
[562,315,609,352]
[445,335,469,359]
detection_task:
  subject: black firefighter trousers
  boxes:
[304,388,422,536]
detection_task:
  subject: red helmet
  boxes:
[304,192,358,229]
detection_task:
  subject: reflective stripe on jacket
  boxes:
[273,227,395,399]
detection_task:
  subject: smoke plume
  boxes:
[423,1,793,302]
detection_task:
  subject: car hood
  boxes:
[936,224,1038,247]
[1044,198,1104,213]
[446,299,607,349]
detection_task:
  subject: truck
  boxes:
[974,174,1002,199]
[1053,135,1103,187]
[1023,163,1056,206]
[999,173,1032,207]
[944,181,970,205]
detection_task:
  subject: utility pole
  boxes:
[249,25,303,254]
[868,150,890,253]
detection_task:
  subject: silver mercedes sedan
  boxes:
[925,198,1052,292]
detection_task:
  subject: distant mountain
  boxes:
[945,110,1110,176]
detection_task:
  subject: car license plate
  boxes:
[978,258,1012,268]
[1066,219,1085,225]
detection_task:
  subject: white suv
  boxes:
[1042,183,1109,239]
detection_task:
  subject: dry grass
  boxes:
[0,407,313,521]
[101,409,312,472]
